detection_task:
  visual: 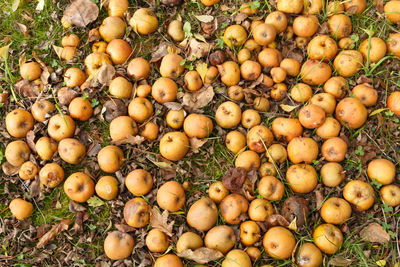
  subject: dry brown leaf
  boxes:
[72,211,89,234]
[89,64,115,86]
[14,79,40,97]
[53,45,63,59]
[26,130,36,153]
[189,137,207,153]
[234,13,248,23]
[187,38,211,61]
[373,0,384,12]
[164,102,183,110]
[360,222,390,244]
[63,0,99,27]
[0,92,8,103]
[195,15,214,23]
[37,219,71,248]
[280,104,299,113]
[111,135,145,146]
[182,86,214,108]
[315,189,324,210]
[150,206,174,236]
[15,22,28,37]
[328,255,355,266]
[115,223,136,233]
[87,28,100,43]
[2,162,19,176]
[222,168,247,191]
[151,42,179,63]
[266,214,289,227]
[177,247,223,264]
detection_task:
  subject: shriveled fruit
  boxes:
[130,8,158,35]
[39,163,64,188]
[124,197,151,227]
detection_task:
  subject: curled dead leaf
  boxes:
[177,247,223,264]
[280,104,299,113]
[164,102,183,111]
[195,15,214,23]
[182,86,214,108]
[187,38,211,61]
[63,0,99,27]
[111,135,145,146]
[89,64,115,86]
[15,22,28,37]
[2,162,19,176]
[266,214,289,228]
[150,206,174,236]
[26,130,36,153]
[189,137,207,153]
[360,222,390,244]
[37,219,71,248]
[222,167,247,191]
[14,79,41,97]
[115,223,136,233]
[328,255,355,266]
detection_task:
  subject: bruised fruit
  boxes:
[248,198,274,222]
[31,100,55,122]
[68,97,93,121]
[296,242,323,267]
[104,231,134,260]
[235,150,260,171]
[215,101,242,129]
[220,193,248,224]
[157,181,185,212]
[258,176,285,201]
[223,25,247,47]
[146,229,169,253]
[380,185,400,207]
[19,161,38,181]
[343,180,375,211]
[272,117,303,142]
[321,137,347,162]
[58,138,86,164]
[321,162,345,187]
[333,50,363,77]
[247,125,274,153]
[352,84,378,107]
[219,61,240,86]
[10,198,33,220]
[124,197,151,227]
[64,172,95,202]
[159,131,189,161]
[300,60,332,85]
[298,104,326,129]
[335,97,367,129]
[6,109,34,138]
[208,182,229,203]
[39,163,64,188]
[106,39,132,64]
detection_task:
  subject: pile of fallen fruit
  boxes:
[2,0,400,266]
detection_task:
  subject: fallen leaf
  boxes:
[280,104,299,112]
[18,52,26,68]
[266,214,289,227]
[222,167,247,191]
[369,108,387,116]
[234,13,248,24]
[37,219,71,248]
[288,217,298,231]
[15,22,28,37]
[281,196,309,228]
[89,64,115,86]
[178,247,223,264]
[0,43,12,60]
[69,201,86,212]
[315,189,324,210]
[72,211,89,234]
[115,223,136,233]
[111,135,145,146]
[163,102,183,111]
[26,130,36,153]
[150,206,174,236]
[148,159,174,169]
[194,33,207,43]
[52,45,63,59]
[2,162,19,176]
[87,28,100,43]
[14,79,40,97]
[195,15,214,23]
[328,255,354,266]
[187,38,211,60]
[182,86,214,108]
[0,92,8,103]
[63,0,99,27]
[36,0,45,10]
[12,0,20,12]
[376,260,387,266]
[189,137,207,153]
[373,0,384,12]
[87,196,105,207]
[360,223,390,244]
[196,62,208,83]
[151,42,179,63]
